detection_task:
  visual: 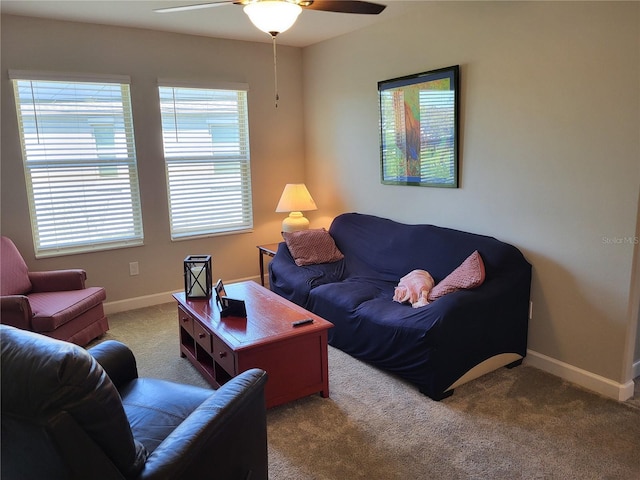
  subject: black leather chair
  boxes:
[0,325,269,480]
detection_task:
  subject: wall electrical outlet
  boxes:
[129,261,139,276]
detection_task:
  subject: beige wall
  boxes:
[301,2,640,386]
[1,15,305,304]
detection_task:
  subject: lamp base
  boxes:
[282,212,309,233]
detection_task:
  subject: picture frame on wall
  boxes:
[378,65,460,188]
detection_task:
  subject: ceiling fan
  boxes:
[155,1,387,106]
[155,1,386,38]
[155,1,387,19]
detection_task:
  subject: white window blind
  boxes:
[158,84,253,239]
[10,74,144,257]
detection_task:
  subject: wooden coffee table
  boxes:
[173,281,333,408]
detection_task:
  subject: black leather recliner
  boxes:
[0,325,269,480]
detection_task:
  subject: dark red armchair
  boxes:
[0,236,108,346]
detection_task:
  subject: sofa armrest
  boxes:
[89,340,139,390]
[414,268,530,399]
[431,266,531,353]
[269,244,313,306]
[0,295,33,330]
[29,269,87,292]
[139,368,268,480]
[269,242,344,308]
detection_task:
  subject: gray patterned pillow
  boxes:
[283,228,344,266]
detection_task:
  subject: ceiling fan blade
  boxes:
[303,1,386,15]
[154,1,234,14]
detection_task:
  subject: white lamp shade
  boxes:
[275,183,317,213]
[243,1,302,35]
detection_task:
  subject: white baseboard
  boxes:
[103,275,260,314]
[104,290,178,314]
[525,349,635,402]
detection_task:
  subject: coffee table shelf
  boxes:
[174,281,333,408]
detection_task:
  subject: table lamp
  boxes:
[275,183,317,233]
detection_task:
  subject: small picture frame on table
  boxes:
[215,279,247,317]
[214,279,227,309]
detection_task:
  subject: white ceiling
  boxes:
[0,0,426,48]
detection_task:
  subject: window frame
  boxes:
[158,80,253,241]
[9,70,144,257]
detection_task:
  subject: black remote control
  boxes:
[292,318,314,327]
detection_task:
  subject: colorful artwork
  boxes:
[379,66,459,187]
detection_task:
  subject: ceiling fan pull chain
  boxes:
[272,33,279,108]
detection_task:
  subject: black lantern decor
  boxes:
[184,255,212,299]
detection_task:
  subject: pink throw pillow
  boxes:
[283,228,344,266]
[427,250,485,302]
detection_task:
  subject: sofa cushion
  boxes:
[120,378,213,454]
[283,228,344,266]
[1,237,32,296]
[428,250,485,302]
[29,287,107,332]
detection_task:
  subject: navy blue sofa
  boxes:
[269,213,532,400]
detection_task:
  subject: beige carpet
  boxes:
[94,303,640,480]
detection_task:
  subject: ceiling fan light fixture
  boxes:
[243,1,303,35]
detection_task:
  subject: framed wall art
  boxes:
[378,65,460,187]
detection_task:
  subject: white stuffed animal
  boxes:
[393,269,435,308]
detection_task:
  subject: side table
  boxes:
[257,243,280,286]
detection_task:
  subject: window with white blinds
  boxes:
[10,72,144,257]
[158,84,253,239]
